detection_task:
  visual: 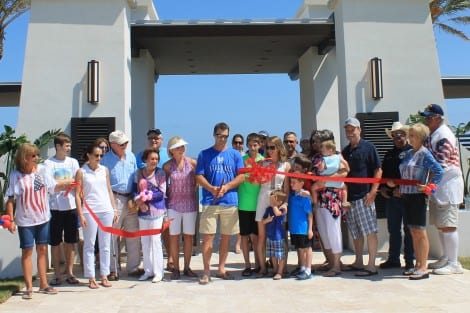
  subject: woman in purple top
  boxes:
[163,136,198,280]
[134,148,166,283]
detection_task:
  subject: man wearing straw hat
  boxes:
[380,122,414,273]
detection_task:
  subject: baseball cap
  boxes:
[109,130,129,145]
[147,128,162,136]
[344,117,361,128]
[258,130,269,137]
[419,104,444,117]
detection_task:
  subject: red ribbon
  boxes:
[238,159,420,186]
[66,181,170,238]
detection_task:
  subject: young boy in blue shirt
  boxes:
[261,190,288,280]
[288,176,314,280]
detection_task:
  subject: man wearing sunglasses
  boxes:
[195,122,245,284]
[283,131,300,165]
[101,130,140,280]
[380,122,414,273]
[136,128,170,169]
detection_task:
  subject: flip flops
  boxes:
[22,290,33,300]
[49,277,62,286]
[242,267,253,277]
[183,268,198,277]
[355,269,378,277]
[66,276,80,285]
[342,264,364,272]
[323,270,342,277]
[199,274,212,285]
[38,286,58,295]
[216,272,234,280]
[89,279,99,289]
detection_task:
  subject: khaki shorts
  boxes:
[199,205,239,235]
[429,199,459,228]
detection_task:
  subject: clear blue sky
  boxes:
[0,0,469,158]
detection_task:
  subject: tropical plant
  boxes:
[430,0,470,41]
[0,125,60,211]
[0,0,30,60]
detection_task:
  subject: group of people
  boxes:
[3,103,464,299]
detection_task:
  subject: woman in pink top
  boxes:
[163,136,198,280]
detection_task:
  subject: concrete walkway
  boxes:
[2,250,470,313]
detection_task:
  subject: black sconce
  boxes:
[87,60,99,104]
[371,57,383,100]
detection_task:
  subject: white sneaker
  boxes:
[152,276,162,283]
[433,262,464,275]
[428,257,448,270]
[138,274,152,281]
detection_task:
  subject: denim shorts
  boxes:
[18,221,50,249]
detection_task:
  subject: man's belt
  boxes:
[113,191,131,197]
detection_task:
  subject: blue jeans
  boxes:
[385,197,414,265]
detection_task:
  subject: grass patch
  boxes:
[0,277,24,304]
[459,257,470,270]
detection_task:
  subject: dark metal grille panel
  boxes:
[355,112,399,219]
[71,117,115,165]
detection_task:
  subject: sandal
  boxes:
[49,277,62,286]
[100,278,112,287]
[22,290,33,300]
[255,271,268,278]
[199,274,211,285]
[409,270,429,280]
[183,268,198,277]
[241,267,253,277]
[273,273,282,280]
[38,286,58,295]
[66,276,80,285]
[323,270,341,277]
[89,279,99,289]
[216,272,234,280]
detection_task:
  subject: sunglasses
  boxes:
[266,146,277,151]
[391,132,405,138]
[233,141,243,145]
[93,154,103,158]
[119,142,128,147]
[99,145,108,151]
[148,136,161,141]
[215,134,229,139]
[284,140,295,144]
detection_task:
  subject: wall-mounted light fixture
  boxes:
[371,57,383,100]
[87,60,99,104]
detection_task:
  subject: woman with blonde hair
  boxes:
[255,136,290,277]
[399,123,443,280]
[163,136,198,279]
[5,143,66,299]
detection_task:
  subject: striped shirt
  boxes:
[425,124,460,169]
[399,146,443,194]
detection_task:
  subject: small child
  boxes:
[312,140,350,217]
[288,177,314,280]
[261,190,288,280]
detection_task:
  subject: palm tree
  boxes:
[0,0,30,60]
[430,0,470,41]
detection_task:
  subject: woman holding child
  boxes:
[255,136,290,277]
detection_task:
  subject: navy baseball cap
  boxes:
[419,104,444,117]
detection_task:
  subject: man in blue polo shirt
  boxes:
[342,117,382,277]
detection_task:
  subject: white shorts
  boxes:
[167,209,197,235]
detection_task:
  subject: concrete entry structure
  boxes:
[3,0,466,280]
[15,0,445,152]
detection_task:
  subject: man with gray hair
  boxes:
[342,117,382,276]
[283,131,300,165]
[101,130,140,280]
[420,104,464,275]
